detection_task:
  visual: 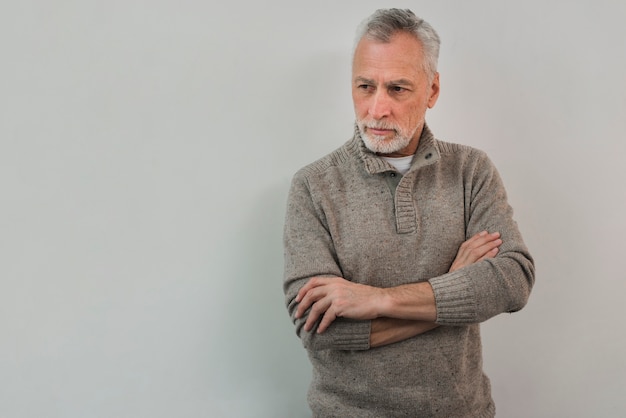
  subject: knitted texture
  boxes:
[283,125,534,417]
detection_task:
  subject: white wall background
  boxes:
[1,1,625,417]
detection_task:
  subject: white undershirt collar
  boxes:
[381,155,414,175]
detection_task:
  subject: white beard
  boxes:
[356,119,419,155]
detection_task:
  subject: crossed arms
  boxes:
[283,149,535,351]
[293,231,502,348]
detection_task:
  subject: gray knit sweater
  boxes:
[283,125,535,417]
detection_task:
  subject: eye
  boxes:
[390,85,407,93]
[358,84,374,92]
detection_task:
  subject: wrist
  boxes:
[378,282,437,321]
[377,288,395,318]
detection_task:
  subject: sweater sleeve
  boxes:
[283,169,371,351]
[429,150,535,325]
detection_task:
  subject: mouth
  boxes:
[366,127,395,136]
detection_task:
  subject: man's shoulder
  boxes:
[433,137,498,180]
[435,138,486,159]
[294,138,359,180]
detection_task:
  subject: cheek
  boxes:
[352,97,368,118]
[396,102,426,133]
[407,101,427,120]
[398,103,419,122]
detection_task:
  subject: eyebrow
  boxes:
[354,76,415,88]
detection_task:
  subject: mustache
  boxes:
[358,119,399,132]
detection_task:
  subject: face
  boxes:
[352,31,440,157]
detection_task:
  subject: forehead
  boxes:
[352,32,424,80]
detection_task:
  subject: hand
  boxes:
[449,231,502,273]
[294,276,384,334]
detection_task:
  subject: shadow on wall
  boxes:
[208,49,354,417]
[212,181,311,418]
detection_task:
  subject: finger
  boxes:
[295,286,326,318]
[455,236,501,267]
[295,279,320,303]
[476,246,499,262]
[460,232,500,256]
[304,297,333,332]
[476,238,502,255]
[464,230,491,245]
[316,308,338,334]
[296,276,337,302]
[469,231,500,248]
[457,232,485,251]
[449,232,502,272]
[467,238,501,262]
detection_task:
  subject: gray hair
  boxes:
[354,9,441,80]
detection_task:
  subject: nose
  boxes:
[369,90,391,120]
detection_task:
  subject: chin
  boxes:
[362,134,409,155]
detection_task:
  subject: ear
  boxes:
[427,72,440,108]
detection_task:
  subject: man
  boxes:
[283,8,534,417]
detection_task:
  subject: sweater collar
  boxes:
[350,123,441,175]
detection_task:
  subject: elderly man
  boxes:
[283,8,534,417]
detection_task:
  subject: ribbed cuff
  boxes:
[429,271,478,324]
[326,319,371,351]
